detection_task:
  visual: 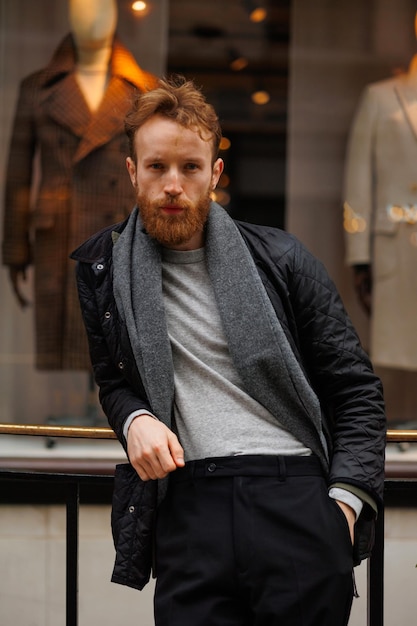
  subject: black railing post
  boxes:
[367,506,385,626]
[66,481,80,626]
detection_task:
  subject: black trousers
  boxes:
[154,455,354,626]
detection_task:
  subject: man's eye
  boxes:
[150,163,163,170]
[185,163,198,170]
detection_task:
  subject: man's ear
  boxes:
[126,157,137,188]
[211,158,224,190]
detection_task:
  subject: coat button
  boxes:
[104,311,111,319]
[118,361,124,370]
[129,506,135,513]
[96,263,104,270]
[207,463,217,473]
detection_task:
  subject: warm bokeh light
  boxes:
[219,137,231,151]
[387,204,417,224]
[228,47,249,71]
[132,1,147,13]
[250,8,267,23]
[251,89,270,105]
[218,173,230,188]
[230,56,248,71]
[212,189,231,206]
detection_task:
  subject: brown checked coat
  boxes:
[2,34,157,370]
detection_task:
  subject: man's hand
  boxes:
[9,265,30,308]
[336,500,356,545]
[127,414,185,481]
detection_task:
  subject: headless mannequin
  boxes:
[353,12,417,315]
[344,12,417,423]
[9,0,118,306]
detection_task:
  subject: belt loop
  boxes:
[190,460,196,479]
[278,456,286,482]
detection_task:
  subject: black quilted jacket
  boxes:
[72,216,386,589]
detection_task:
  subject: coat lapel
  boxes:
[73,77,133,163]
[42,73,91,139]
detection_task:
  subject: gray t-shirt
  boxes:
[161,246,311,462]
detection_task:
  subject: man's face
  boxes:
[126,115,223,250]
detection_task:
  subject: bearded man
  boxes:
[71,75,386,626]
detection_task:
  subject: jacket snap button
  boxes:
[118,361,124,370]
[104,311,111,319]
[96,263,104,270]
[129,506,135,513]
[207,463,216,473]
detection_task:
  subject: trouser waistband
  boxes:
[169,454,324,483]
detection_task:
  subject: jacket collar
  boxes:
[39,33,155,90]
[70,217,129,264]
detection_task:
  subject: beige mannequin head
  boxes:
[69,0,118,50]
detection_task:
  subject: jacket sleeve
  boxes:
[287,240,386,510]
[75,260,153,449]
[2,75,38,267]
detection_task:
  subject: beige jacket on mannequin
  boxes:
[343,56,417,372]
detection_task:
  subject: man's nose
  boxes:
[164,169,183,195]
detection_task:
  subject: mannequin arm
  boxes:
[352,264,372,316]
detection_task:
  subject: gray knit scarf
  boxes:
[113,203,329,470]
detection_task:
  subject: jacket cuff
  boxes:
[330,482,378,516]
[123,410,159,443]
[328,487,363,519]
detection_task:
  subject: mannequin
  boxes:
[2,0,157,370]
[343,13,417,422]
[71,0,117,112]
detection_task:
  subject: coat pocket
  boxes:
[110,463,158,590]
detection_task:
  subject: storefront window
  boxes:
[1,0,417,429]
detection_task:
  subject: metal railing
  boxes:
[1,423,417,626]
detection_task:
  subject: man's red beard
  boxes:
[137,190,212,247]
